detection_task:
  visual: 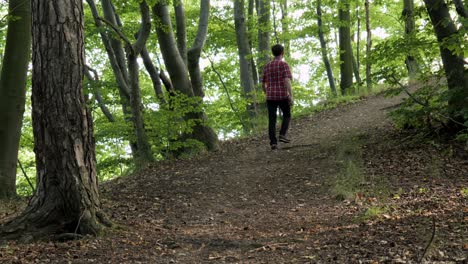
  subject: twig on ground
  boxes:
[419,216,436,263]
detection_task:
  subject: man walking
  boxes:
[261,44,293,150]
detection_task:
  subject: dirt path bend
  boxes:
[1,94,467,264]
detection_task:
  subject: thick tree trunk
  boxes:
[403,0,420,79]
[317,0,337,96]
[365,0,372,90]
[452,0,468,19]
[424,0,468,124]
[339,0,354,95]
[0,0,31,199]
[153,2,219,151]
[257,0,271,73]
[0,0,110,241]
[173,0,188,66]
[234,0,258,128]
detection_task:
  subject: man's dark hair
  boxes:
[271,44,284,57]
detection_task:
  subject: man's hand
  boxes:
[288,96,294,106]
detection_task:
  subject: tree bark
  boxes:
[423,0,468,125]
[91,0,155,167]
[247,0,259,86]
[0,0,110,241]
[153,2,219,151]
[0,0,31,199]
[127,1,154,167]
[84,65,116,123]
[339,0,354,94]
[452,0,468,19]
[365,0,372,90]
[403,0,420,79]
[317,0,337,96]
[173,0,188,65]
[188,0,210,98]
[140,47,166,104]
[234,0,258,128]
[87,0,139,160]
[352,50,362,84]
[257,0,271,73]
[280,0,290,58]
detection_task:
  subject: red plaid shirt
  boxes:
[261,57,292,101]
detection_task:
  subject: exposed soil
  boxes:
[1,93,467,263]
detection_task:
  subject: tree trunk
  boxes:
[173,0,188,66]
[356,7,361,72]
[140,47,166,104]
[87,0,139,160]
[257,0,271,73]
[280,0,290,58]
[188,0,210,98]
[423,0,468,125]
[84,65,116,122]
[0,0,31,199]
[92,0,155,167]
[0,0,110,241]
[352,50,362,85]
[153,2,219,151]
[403,0,420,79]
[247,0,259,86]
[353,6,362,85]
[365,0,372,90]
[339,0,354,95]
[452,0,468,19]
[127,1,154,167]
[234,0,258,128]
[317,0,337,96]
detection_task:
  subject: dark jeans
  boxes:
[267,100,291,145]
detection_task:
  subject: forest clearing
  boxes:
[1,92,467,263]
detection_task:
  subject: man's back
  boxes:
[262,58,292,101]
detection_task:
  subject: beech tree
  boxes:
[339,0,354,94]
[234,0,258,129]
[0,0,110,240]
[317,0,337,96]
[365,0,372,90]
[153,0,219,151]
[0,0,31,199]
[257,0,271,72]
[423,0,468,125]
[87,0,156,168]
[403,0,420,79]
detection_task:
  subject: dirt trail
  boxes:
[1,94,466,263]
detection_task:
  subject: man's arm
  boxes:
[262,81,267,94]
[285,78,293,105]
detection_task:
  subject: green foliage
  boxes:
[461,188,468,198]
[388,75,449,131]
[359,206,389,221]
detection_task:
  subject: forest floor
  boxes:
[1,92,467,263]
